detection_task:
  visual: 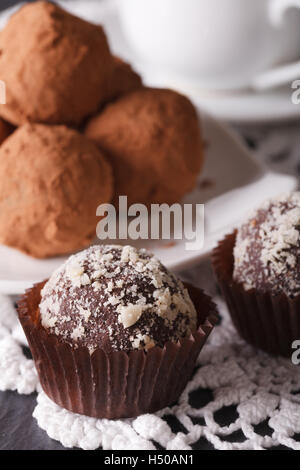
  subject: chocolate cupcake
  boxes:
[212,192,300,357]
[18,245,217,419]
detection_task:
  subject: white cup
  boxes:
[118,0,300,91]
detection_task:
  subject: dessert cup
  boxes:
[212,231,300,357]
[18,281,218,419]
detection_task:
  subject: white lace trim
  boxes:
[1,286,300,450]
[0,295,38,395]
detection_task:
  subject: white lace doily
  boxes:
[1,260,300,451]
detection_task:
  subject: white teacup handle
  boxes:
[252,0,300,90]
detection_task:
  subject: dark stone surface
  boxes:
[0,390,66,450]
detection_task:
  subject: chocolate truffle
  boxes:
[0,123,113,258]
[0,1,114,126]
[106,56,143,102]
[39,245,197,353]
[233,192,300,297]
[85,88,204,206]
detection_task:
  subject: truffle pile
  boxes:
[40,245,197,353]
[233,192,300,297]
[0,1,204,258]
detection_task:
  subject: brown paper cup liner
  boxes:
[212,231,300,357]
[17,281,218,419]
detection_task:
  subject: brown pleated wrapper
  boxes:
[17,281,218,419]
[212,231,300,357]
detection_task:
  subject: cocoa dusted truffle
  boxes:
[233,192,300,297]
[85,88,204,206]
[0,1,114,126]
[39,245,197,353]
[106,56,143,102]
[0,123,113,258]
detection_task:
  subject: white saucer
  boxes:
[0,112,296,295]
[89,0,300,124]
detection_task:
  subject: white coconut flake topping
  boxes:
[233,192,300,296]
[117,304,150,328]
[39,245,197,352]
